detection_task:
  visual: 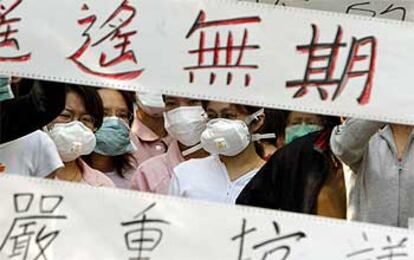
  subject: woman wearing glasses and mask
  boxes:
[86,88,137,189]
[169,101,274,204]
[45,85,114,187]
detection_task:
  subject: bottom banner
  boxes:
[0,175,412,259]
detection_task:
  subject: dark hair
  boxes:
[255,109,290,158]
[234,104,266,158]
[320,115,341,132]
[259,109,289,138]
[258,108,289,150]
[119,90,136,125]
[10,78,34,97]
[201,100,262,114]
[114,90,137,175]
[66,84,104,129]
[234,104,262,115]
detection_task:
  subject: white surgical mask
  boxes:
[47,121,96,162]
[136,91,165,117]
[163,106,207,147]
[201,108,275,156]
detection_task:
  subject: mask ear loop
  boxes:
[245,108,265,126]
[43,123,57,132]
[129,141,138,153]
[252,133,277,142]
[201,111,209,122]
[181,143,203,157]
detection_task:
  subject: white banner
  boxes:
[245,0,413,21]
[0,175,412,259]
[1,0,414,124]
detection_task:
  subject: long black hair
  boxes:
[112,90,137,177]
[82,88,137,177]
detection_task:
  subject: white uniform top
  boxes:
[0,130,63,177]
[170,155,258,204]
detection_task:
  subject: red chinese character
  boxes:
[184,10,261,87]
[286,24,376,105]
[0,0,31,62]
[68,0,143,80]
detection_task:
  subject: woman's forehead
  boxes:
[207,102,241,112]
[288,111,321,122]
[98,89,127,108]
[65,91,86,113]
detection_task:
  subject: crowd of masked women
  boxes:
[0,78,412,229]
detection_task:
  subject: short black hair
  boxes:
[321,115,341,132]
[260,109,289,139]
[66,84,104,129]
[201,100,263,114]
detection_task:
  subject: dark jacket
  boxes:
[236,130,334,214]
[0,80,65,144]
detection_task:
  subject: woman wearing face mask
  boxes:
[130,91,174,167]
[236,113,346,219]
[85,88,137,189]
[168,101,274,204]
[130,96,208,194]
[284,111,324,144]
[45,85,114,187]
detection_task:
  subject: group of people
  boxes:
[0,77,412,229]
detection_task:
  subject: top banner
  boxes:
[1,0,414,124]
[247,0,414,21]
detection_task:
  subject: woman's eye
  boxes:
[60,114,71,119]
[207,114,216,119]
[223,113,237,120]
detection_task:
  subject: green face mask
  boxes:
[285,124,323,144]
[0,77,13,102]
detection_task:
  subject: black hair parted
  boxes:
[65,84,104,129]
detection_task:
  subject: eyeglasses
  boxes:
[103,108,133,123]
[57,110,96,129]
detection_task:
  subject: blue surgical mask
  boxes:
[0,77,13,102]
[285,123,323,144]
[94,117,137,156]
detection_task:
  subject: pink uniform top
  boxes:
[130,140,184,194]
[79,159,115,187]
[105,169,134,189]
[130,118,174,167]
[56,159,115,187]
